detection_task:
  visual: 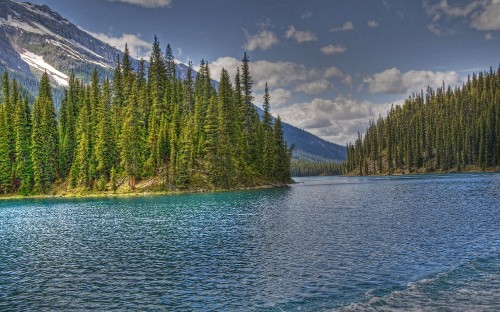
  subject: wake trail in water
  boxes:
[338,253,500,311]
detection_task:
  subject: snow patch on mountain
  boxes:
[19,50,68,86]
[48,39,111,68]
[0,15,45,35]
[67,38,106,60]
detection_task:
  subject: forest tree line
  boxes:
[291,160,343,177]
[0,37,292,195]
[345,67,500,175]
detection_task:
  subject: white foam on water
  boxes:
[337,254,500,311]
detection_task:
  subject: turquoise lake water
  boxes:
[0,174,499,311]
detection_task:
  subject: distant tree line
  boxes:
[0,37,292,195]
[345,67,500,175]
[291,160,343,177]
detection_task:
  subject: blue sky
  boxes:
[26,0,500,144]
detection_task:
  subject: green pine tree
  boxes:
[14,97,33,195]
[31,73,58,194]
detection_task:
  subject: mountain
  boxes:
[0,0,346,161]
[0,0,116,83]
[0,0,190,88]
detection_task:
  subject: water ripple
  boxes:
[0,173,499,311]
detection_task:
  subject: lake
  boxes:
[0,174,499,311]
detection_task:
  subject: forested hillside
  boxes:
[345,67,500,175]
[0,38,292,195]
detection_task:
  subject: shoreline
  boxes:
[0,183,290,201]
[343,165,500,177]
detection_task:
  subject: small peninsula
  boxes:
[0,42,292,197]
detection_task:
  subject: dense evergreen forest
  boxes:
[0,37,292,195]
[291,160,342,177]
[345,67,500,175]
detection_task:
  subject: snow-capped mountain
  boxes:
[0,0,123,85]
[0,0,346,161]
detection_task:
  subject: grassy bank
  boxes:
[0,176,291,201]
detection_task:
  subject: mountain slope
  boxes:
[282,123,346,161]
[254,106,345,161]
[0,0,346,161]
[0,0,116,80]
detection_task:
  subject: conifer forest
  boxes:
[345,68,500,175]
[0,38,292,195]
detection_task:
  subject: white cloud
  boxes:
[295,79,333,94]
[425,0,500,33]
[485,32,495,40]
[285,25,317,43]
[301,11,313,19]
[254,88,292,108]
[86,31,152,58]
[425,0,482,20]
[275,96,394,144]
[243,29,279,51]
[323,66,352,86]
[209,57,241,81]
[471,1,500,30]
[210,57,309,89]
[106,0,173,8]
[426,23,455,36]
[320,44,347,55]
[330,21,354,32]
[364,67,462,94]
[342,75,353,86]
[367,20,379,28]
[209,57,354,92]
[324,66,344,79]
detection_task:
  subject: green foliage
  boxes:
[14,98,33,195]
[346,68,500,175]
[119,77,144,190]
[0,105,11,193]
[31,73,58,194]
[291,160,343,177]
[0,44,292,195]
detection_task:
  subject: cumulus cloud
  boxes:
[243,29,279,51]
[323,66,352,86]
[210,57,309,89]
[254,88,292,108]
[285,25,317,43]
[342,75,353,86]
[106,0,173,8]
[295,79,333,94]
[425,0,482,19]
[324,66,344,79]
[86,31,152,58]
[364,67,462,94]
[367,20,379,28]
[471,1,500,30]
[424,0,500,33]
[210,57,355,93]
[209,58,353,93]
[274,97,393,144]
[320,44,347,55]
[330,21,354,32]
